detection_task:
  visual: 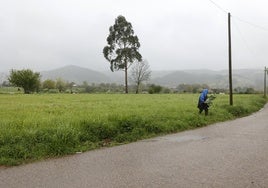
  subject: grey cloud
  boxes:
[0,0,268,72]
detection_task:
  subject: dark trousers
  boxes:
[198,103,209,115]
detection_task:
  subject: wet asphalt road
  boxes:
[1,105,268,188]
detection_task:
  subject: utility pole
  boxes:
[228,12,233,105]
[264,66,267,98]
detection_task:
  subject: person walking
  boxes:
[198,89,209,115]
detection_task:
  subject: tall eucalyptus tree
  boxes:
[103,15,142,93]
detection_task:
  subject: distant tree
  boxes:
[56,78,66,93]
[82,81,89,88]
[245,87,255,94]
[67,82,76,93]
[85,85,95,93]
[8,69,41,94]
[103,15,142,93]
[148,84,162,94]
[176,84,209,93]
[177,84,192,93]
[163,87,172,94]
[130,60,151,94]
[42,79,56,90]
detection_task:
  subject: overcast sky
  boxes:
[1,0,268,72]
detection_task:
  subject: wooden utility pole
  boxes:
[228,12,233,105]
[264,67,267,98]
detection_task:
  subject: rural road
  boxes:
[1,105,268,188]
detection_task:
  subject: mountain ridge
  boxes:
[1,65,264,90]
[41,65,264,90]
[41,65,111,84]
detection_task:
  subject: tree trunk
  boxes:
[125,61,128,94]
[135,81,140,94]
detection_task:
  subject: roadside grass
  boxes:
[0,87,23,94]
[0,94,266,166]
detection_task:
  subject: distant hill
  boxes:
[151,69,264,90]
[41,65,110,84]
[39,65,264,90]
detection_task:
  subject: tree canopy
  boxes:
[56,78,66,93]
[103,15,142,93]
[42,79,56,90]
[8,69,41,94]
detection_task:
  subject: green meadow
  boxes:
[0,94,266,166]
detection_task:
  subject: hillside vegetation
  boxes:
[0,94,266,166]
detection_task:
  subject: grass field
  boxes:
[0,93,266,166]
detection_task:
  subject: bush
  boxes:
[148,84,162,94]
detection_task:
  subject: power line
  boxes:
[232,16,268,31]
[208,0,228,14]
[232,19,256,58]
[208,0,268,32]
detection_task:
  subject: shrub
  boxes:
[148,84,162,94]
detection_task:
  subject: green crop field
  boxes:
[0,94,266,166]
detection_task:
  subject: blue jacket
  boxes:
[198,89,208,105]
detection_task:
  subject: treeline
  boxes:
[176,83,258,94]
[40,80,172,94]
[1,78,162,94]
[2,77,259,94]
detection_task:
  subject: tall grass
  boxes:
[0,94,266,166]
